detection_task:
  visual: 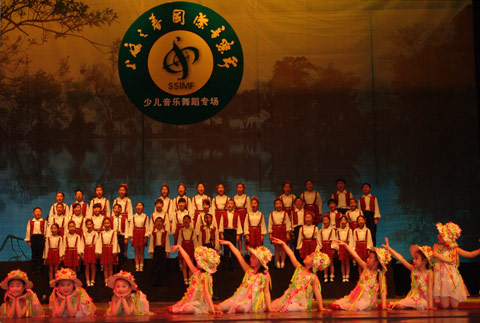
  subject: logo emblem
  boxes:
[119,2,243,125]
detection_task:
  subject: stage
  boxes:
[3,298,480,322]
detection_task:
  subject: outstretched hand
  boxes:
[333,239,345,246]
[219,239,232,246]
[271,237,286,245]
[382,237,390,249]
[170,245,180,252]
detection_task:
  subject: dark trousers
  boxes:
[291,226,302,261]
[117,234,127,268]
[223,229,237,269]
[152,246,167,286]
[30,234,45,271]
[364,211,377,246]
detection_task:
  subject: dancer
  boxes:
[168,246,222,314]
[0,270,42,318]
[49,268,95,317]
[382,238,433,310]
[106,271,150,316]
[216,241,272,313]
[331,240,391,310]
[271,238,330,312]
[433,222,480,309]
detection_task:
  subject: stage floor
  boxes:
[5,297,480,322]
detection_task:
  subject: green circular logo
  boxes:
[119,1,243,125]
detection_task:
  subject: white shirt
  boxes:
[268,211,292,233]
[300,191,322,214]
[157,196,174,219]
[353,226,373,250]
[129,213,149,238]
[320,226,338,250]
[197,224,220,251]
[88,197,111,218]
[331,190,353,209]
[47,215,68,237]
[211,195,229,212]
[336,226,353,248]
[296,224,321,249]
[112,197,133,221]
[43,235,64,258]
[63,232,84,255]
[192,194,210,212]
[49,202,70,220]
[233,194,251,212]
[171,209,190,234]
[70,201,89,217]
[83,230,98,246]
[95,229,119,254]
[177,227,198,248]
[325,210,340,228]
[346,208,363,223]
[173,195,193,213]
[88,214,104,232]
[194,212,218,234]
[68,214,86,232]
[244,211,267,235]
[148,228,171,253]
[279,194,296,208]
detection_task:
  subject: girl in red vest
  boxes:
[88,184,111,218]
[192,183,210,228]
[83,219,98,287]
[233,183,251,256]
[336,215,353,282]
[69,203,85,236]
[63,221,84,272]
[96,217,119,284]
[177,215,197,285]
[244,197,266,248]
[353,215,373,275]
[297,212,320,259]
[300,180,323,225]
[331,179,353,214]
[320,215,337,282]
[212,183,229,229]
[198,213,220,251]
[130,202,149,272]
[44,223,63,282]
[71,189,88,217]
[268,198,292,268]
[279,180,296,217]
[345,198,363,230]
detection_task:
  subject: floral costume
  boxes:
[107,291,150,316]
[332,269,386,311]
[49,287,96,317]
[433,243,469,302]
[392,268,433,310]
[271,266,320,312]
[169,271,213,314]
[0,289,42,318]
[218,268,269,313]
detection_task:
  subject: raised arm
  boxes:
[171,245,199,274]
[334,239,366,269]
[219,239,250,272]
[382,237,413,271]
[457,246,480,259]
[271,237,301,268]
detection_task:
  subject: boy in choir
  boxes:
[319,215,337,282]
[219,199,242,270]
[112,203,129,270]
[211,183,229,228]
[352,215,374,275]
[150,198,170,234]
[198,213,220,251]
[112,184,133,234]
[300,180,323,225]
[345,198,363,230]
[324,199,341,228]
[88,184,110,217]
[96,217,119,284]
[172,198,190,245]
[63,221,84,272]
[173,183,192,213]
[83,219,98,287]
[177,215,198,285]
[194,199,218,234]
[72,189,88,217]
[49,191,70,220]
[244,197,266,248]
[233,183,251,256]
[291,197,305,259]
[297,212,321,260]
[69,203,85,236]
[89,203,105,233]
[331,179,353,215]
[279,180,296,216]
[49,203,68,237]
[130,202,149,272]
[359,183,381,246]
[268,198,292,269]
[149,217,170,287]
[192,183,210,227]
[25,207,47,271]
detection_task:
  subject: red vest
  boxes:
[153,230,167,247]
[359,195,376,212]
[30,219,46,235]
[201,226,216,245]
[334,191,352,206]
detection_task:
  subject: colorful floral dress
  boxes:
[271,266,320,312]
[169,271,213,314]
[49,287,96,317]
[332,269,386,311]
[0,289,42,318]
[107,290,150,316]
[392,268,432,310]
[433,243,469,302]
[218,268,269,313]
